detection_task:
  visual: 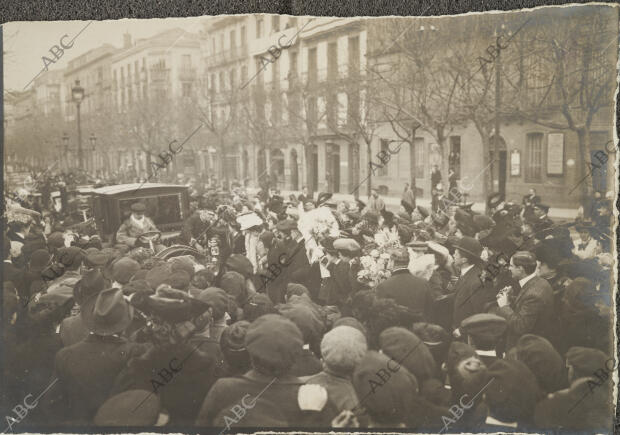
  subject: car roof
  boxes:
[93,183,186,195]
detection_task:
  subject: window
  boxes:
[212,37,216,54]
[289,51,298,77]
[220,34,225,51]
[414,137,425,178]
[134,61,139,81]
[286,17,298,29]
[240,26,246,45]
[449,136,461,178]
[182,54,191,69]
[525,133,543,183]
[272,15,280,33]
[230,69,236,88]
[256,17,264,38]
[327,42,338,79]
[348,36,360,75]
[210,73,215,91]
[230,29,236,48]
[308,47,318,84]
[182,82,192,97]
[241,65,248,83]
[379,140,390,176]
[256,59,264,86]
[219,71,225,91]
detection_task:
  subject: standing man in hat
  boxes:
[367,188,385,213]
[459,313,507,366]
[116,202,160,248]
[265,219,300,303]
[50,288,138,424]
[326,238,362,308]
[452,237,494,332]
[376,247,433,321]
[493,251,555,348]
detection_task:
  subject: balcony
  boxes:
[150,67,171,83]
[206,45,249,66]
[179,67,197,82]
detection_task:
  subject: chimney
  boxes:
[123,32,132,48]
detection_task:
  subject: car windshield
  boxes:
[119,194,182,226]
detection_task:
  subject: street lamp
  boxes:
[71,80,85,168]
[89,133,97,175]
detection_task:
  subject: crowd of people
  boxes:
[2,169,615,431]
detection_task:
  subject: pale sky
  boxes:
[3,16,206,91]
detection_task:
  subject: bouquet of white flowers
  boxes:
[357,227,404,288]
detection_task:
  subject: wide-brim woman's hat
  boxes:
[81,287,134,336]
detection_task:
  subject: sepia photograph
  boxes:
[2,2,618,433]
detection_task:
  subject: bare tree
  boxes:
[196,76,240,184]
[504,6,618,210]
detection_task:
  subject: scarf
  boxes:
[131,214,146,230]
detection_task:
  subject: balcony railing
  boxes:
[179,67,197,82]
[150,67,171,83]
[206,45,249,66]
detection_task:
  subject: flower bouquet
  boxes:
[357,227,403,288]
[297,206,341,264]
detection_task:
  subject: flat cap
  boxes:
[379,327,437,382]
[275,219,297,231]
[566,346,609,377]
[130,202,146,212]
[245,314,304,370]
[112,257,141,285]
[94,390,160,426]
[333,238,361,252]
[321,325,367,373]
[460,313,507,341]
[197,287,231,320]
[57,246,84,268]
[511,250,537,268]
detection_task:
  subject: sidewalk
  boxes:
[270,189,579,220]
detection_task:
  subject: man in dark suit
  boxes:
[376,247,432,322]
[326,238,362,307]
[50,288,138,424]
[265,219,303,303]
[535,346,612,431]
[493,251,555,348]
[195,315,337,427]
[452,237,494,332]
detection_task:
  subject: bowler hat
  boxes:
[81,287,134,335]
[454,236,483,263]
[74,269,107,304]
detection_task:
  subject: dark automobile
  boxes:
[91,183,190,244]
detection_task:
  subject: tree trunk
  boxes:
[146,152,153,179]
[351,141,360,200]
[366,140,372,197]
[577,128,591,217]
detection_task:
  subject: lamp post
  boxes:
[71,80,85,168]
[62,132,70,170]
[89,133,97,173]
